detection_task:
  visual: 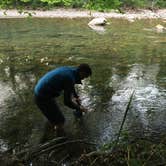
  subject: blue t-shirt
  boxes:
[34,66,81,99]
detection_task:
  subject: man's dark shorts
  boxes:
[34,95,65,125]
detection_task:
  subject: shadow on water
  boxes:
[0,18,165,157]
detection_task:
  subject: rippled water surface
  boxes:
[0,18,166,151]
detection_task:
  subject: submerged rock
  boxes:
[88,24,106,34]
[88,17,109,34]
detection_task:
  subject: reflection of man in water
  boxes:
[34,64,92,134]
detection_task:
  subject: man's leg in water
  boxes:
[35,96,65,135]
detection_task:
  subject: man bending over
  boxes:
[34,64,92,133]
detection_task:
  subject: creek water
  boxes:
[0,18,165,152]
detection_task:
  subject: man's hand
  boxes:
[72,96,81,105]
[73,105,87,119]
[75,97,81,105]
[79,105,88,113]
[72,97,88,112]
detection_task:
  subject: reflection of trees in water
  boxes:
[0,26,45,149]
[0,60,43,149]
[0,67,45,150]
[101,63,166,142]
[157,55,166,89]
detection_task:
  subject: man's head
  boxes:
[77,63,92,80]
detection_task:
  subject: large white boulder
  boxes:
[155,24,165,30]
[88,17,108,26]
[155,24,165,32]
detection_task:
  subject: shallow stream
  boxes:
[0,18,165,152]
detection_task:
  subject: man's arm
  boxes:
[63,81,80,110]
[72,88,81,105]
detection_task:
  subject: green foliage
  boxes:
[0,0,14,8]
[156,0,166,7]
[40,0,61,5]
[71,0,85,8]
[0,0,44,9]
[0,0,165,11]
[121,0,146,8]
[121,0,166,9]
[40,0,84,7]
[98,133,166,166]
[20,0,31,2]
[84,0,122,11]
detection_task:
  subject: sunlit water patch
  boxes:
[101,63,166,143]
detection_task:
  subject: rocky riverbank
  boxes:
[0,8,166,19]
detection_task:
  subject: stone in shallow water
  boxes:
[88,17,108,26]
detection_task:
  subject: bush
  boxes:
[121,0,146,9]
[0,0,166,10]
[84,0,122,11]
[156,0,166,8]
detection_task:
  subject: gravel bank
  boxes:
[0,9,166,19]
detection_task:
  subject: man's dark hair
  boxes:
[78,64,92,76]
